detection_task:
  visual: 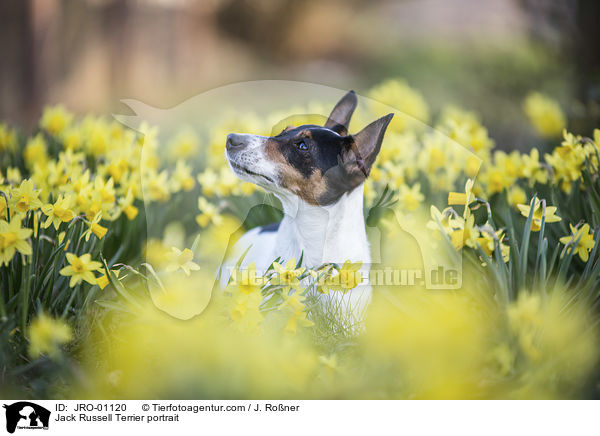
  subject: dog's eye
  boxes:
[296,141,308,151]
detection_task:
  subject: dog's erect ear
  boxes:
[341,113,394,179]
[324,90,358,135]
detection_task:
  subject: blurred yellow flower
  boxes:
[171,160,195,192]
[0,123,17,153]
[147,170,171,202]
[368,79,430,131]
[59,253,102,287]
[228,280,264,332]
[507,185,527,208]
[6,167,22,184]
[196,197,223,228]
[28,313,72,358]
[398,183,424,212]
[197,169,219,197]
[524,92,566,138]
[166,247,200,276]
[281,292,314,334]
[439,105,494,154]
[169,129,200,159]
[40,105,73,136]
[24,134,48,168]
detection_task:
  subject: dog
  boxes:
[221,90,393,320]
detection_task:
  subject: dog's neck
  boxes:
[274,183,370,268]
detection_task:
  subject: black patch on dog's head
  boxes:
[271,125,351,178]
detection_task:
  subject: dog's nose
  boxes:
[226,133,245,149]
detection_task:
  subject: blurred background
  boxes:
[1,0,599,148]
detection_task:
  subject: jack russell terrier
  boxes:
[221,90,393,320]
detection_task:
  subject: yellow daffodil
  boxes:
[0,218,32,265]
[559,223,595,262]
[399,183,424,212]
[517,198,561,232]
[171,160,195,192]
[196,196,223,228]
[11,179,43,213]
[57,231,71,251]
[426,206,455,240]
[520,148,548,185]
[217,167,239,197]
[228,275,264,331]
[325,261,363,293]
[272,258,305,291]
[281,292,314,334]
[476,226,510,263]
[117,188,139,220]
[544,130,586,193]
[96,269,121,290]
[450,214,480,250]
[448,179,475,212]
[166,247,200,276]
[82,212,108,241]
[41,195,75,230]
[147,170,171,202]
[197,169,219,197]
[59,253,102,287]
[307,265,334,295]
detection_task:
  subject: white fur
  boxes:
[220,185,372,321]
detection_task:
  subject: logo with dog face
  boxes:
[3,402,50,433]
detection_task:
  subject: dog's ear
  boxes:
[341,113,394,179]
[324,90,358,135]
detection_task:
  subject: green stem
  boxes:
[20,258,33,334]
[61,283,80,318]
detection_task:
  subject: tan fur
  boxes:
[264,137,327,205]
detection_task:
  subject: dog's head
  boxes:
[225,91,393,206]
